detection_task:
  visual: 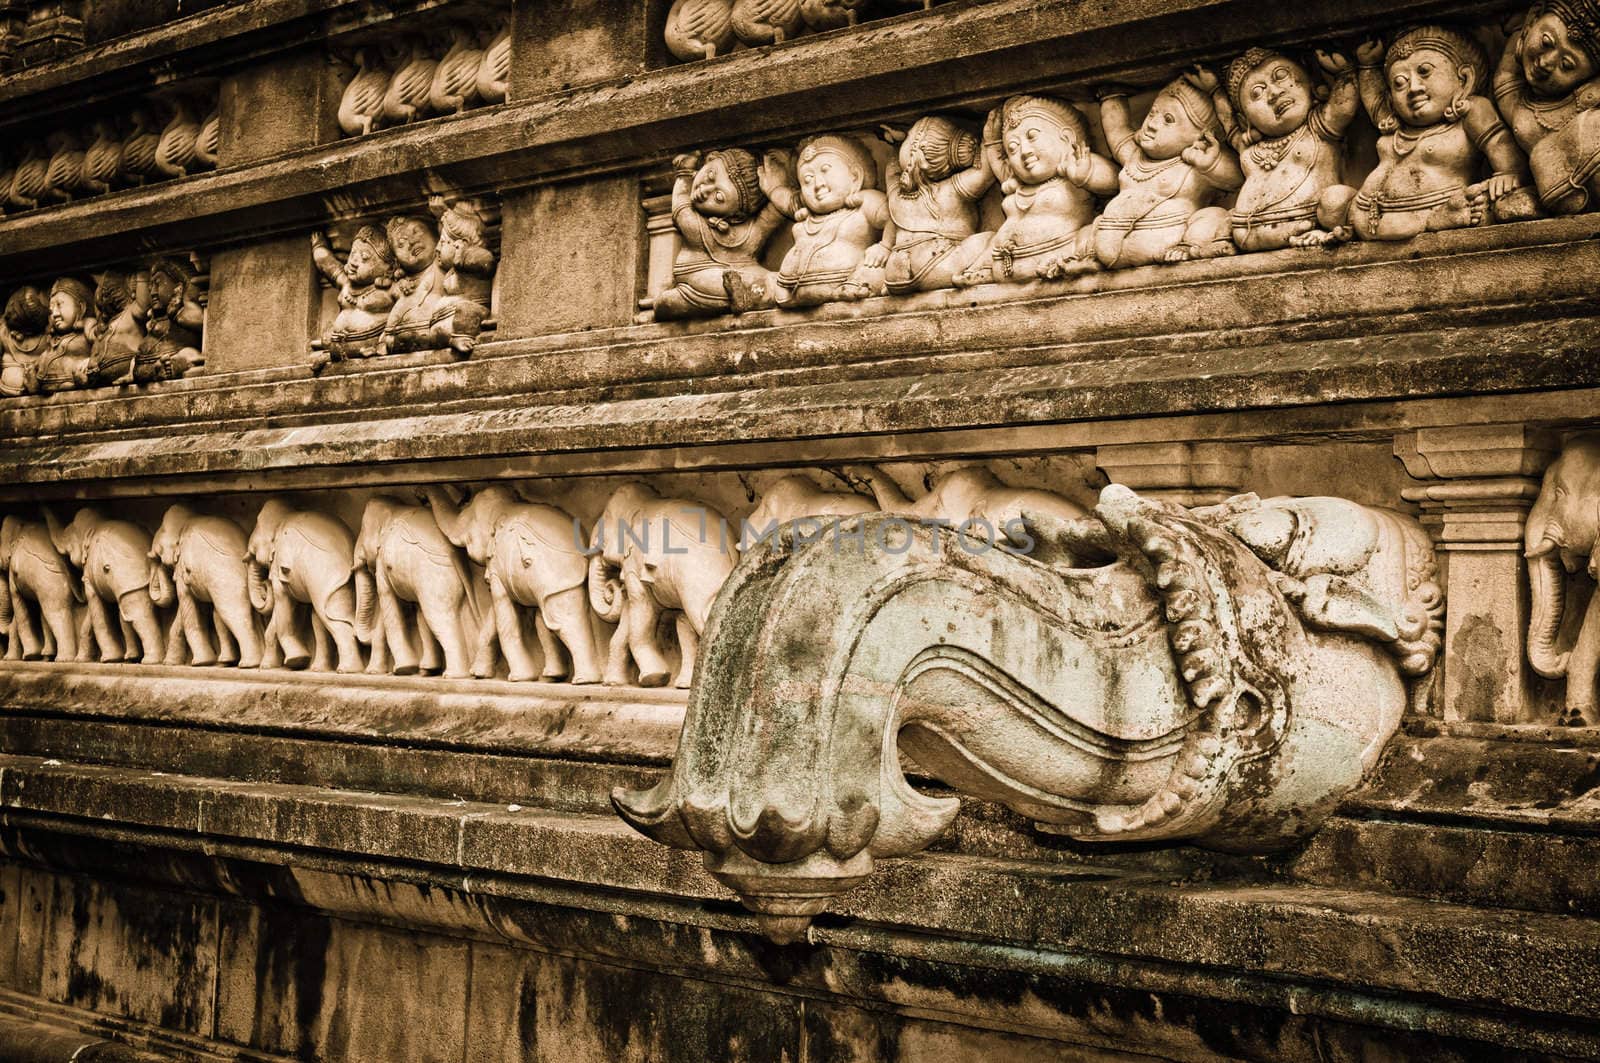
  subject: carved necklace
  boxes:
[1124,155,1184,182]
[1247,124,1307,172]
[1390,121,1456,158]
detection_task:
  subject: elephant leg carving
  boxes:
[673,614,699,689]
[544,586,602,686]
[327,619,364,675]
[164,601,190,666]
[416,605,445,676]
[534,612,568,682]
[12,599,41,660]
[121,593,165,665]
[43,598,75,662]
[119,614,140,661]
[1564,591,1600,727]
[86,592,120,663]
[219,597,260,670]
[604,620,632,686]
[310,614,334,672]
[181,589,217,666]
[379,568,418,675]
[623,571,671,688]
[75,606,97,663]
[491,577,535,682]
[275,582,311,669]
[213,607,240,667]
[259,605,283,670]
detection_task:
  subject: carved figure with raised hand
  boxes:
[1198,48,1361,251]
[1058,79,1243,274]
[424,196,496,355]
[78,270,148,388]
[149,504,261,669]
[746,474,875,533]
[1,286,49,397]
[353,497,482,679]
[665,0,736,62]
[846,464,1090,562]
[645,149,787,319]
[949,95,1118,286]
[246,498,364,673]
[421,485,603,684]
[45,508,163,665]
[588,483,739,688]
[381,38,439,127]
[311,226,395,361]
[1525,433,1600,726]
[337,47,390,138]
[475,23,510,105]
[377,215,443,354]
[0,515,82,662]
[1495,0,1600,214]
[732,0,803,46]
[29,277,94,395]
[763,135,890,306]
[1347,27,1538,241]
[867,116,996,294]
[137,257,204,381]
[616,486,1440,941]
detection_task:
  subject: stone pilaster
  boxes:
[1095,442,1250,508]
[205,50,341,374]
[509,0,650,100]
[1395,425,1559,724]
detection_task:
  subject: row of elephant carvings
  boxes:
[646,7,1600,317]
[0,258,207,397]
[1,94,219,216]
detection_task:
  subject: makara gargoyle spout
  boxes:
[614,485,1442,942]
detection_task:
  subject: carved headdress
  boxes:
[900,115,980,182]
[436,201,488,244]
[1530,0,1600,67]
[1226,48,1300,113]
[48,277,92,322]
[1156,76,1226,140]
[1000,94,1090,145]
[3,286,49,336]
[351,224,397,269]
[702,147,764,221]
[798,134,878,191]
[1384,24,1488,124]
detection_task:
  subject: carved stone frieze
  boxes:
[614,485,1443,940]
[665,0,944,62]
[332,13,512,140]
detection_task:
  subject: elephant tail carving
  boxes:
[247,561,272,614]
[588,551,624,624]
[149,562,175,608]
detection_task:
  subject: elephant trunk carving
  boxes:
[1527,544,1570,680]
[587,533,624,625]
[615,486,1437,942]
[247,560,272,614]
[148,561,175,608]
[1523,435,1600,725]
[353,565,378,641]
[0,574,11,630]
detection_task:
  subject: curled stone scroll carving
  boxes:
[613,486,1443,941]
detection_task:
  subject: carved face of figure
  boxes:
[345,239,387,286]
[389,219,437,273]
[690,155,741,218]
[1138,91,1205,160]
[48,291,82,335]
[1238,57,1314,138]
[150,270,178,311]
[1005,115,1071,184]
[1522,12,1598,97]
[797,148,860,215]
[436,228,462,271]
[1388,47,1471,125]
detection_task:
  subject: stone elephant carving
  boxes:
[587,483,739,689]
[745,474,875,532]
[1526,434,1600,726]
[353,497,482,679]
[420,485,602,684]
[44,508,164,665]
[615,485,1442,942]
[845,464,1093,563]
[149,504,262,669]
[0,515,85,662]
[246,499,365,673]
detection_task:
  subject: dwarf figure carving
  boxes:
[377,214,443,353]
[1197,48,1362,250]
[0,287,49,398]
[763,134,890,306]
[79,270,149,388]
[1058,78,1243,274]
[312,225,396,362]
[1347,26,1538,241]
[137,258,205,381]
[426,196,496,356]
[1495,0,1600,214]
[646,148,787,319]
[29,277,95,395]
[950,95,1119,286]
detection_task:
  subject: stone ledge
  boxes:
[2,755,1598,1048]
[0,0,1509,275]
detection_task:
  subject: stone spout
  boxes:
[615,487,1436,939]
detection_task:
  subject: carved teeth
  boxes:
[1156,561,1183,589]
[1159,790,1184,814]
[1172,775,1200,798]
[1198,735,1223,757]
[1145,536,1178,563]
